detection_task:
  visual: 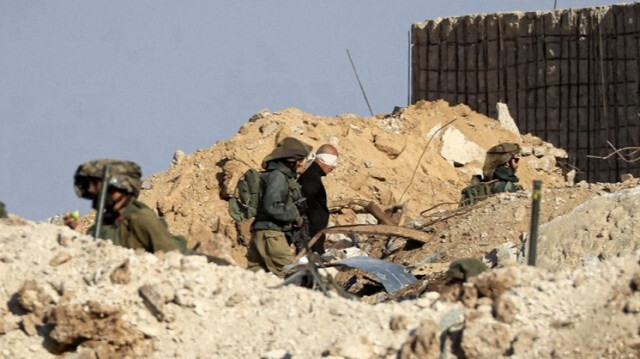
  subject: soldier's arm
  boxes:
[261,172,299,223]
[130,209,180,253]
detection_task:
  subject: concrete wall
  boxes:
[411,3,640,182]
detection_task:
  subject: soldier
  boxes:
[246,137,312,276]
[0,201,7,218]
[297,144,339,255]
[483,142,522,193]
[64,159,186,253]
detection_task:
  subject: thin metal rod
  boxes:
[528,180,542,266]
[346,49,374,116]
[408,30,412,106]
[94,164,111,238]
[554,0,557,10]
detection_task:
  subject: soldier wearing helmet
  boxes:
[247,137,312,276]
[64,159,186,253]
[483,143,523,193]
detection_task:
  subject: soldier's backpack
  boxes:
[459,175,497,207]
[228,168,264,222]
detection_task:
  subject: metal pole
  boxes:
[346,49,374,116]
[408,30,412,106]
[528,180,542,266]
[554,0,558,10]
[94,164,111,238]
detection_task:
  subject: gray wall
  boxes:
[411,3,640,182]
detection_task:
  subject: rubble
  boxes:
[1,100,639,357]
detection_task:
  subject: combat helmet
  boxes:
[74,159,143,199]
[261,137,312,169]
[482,143,521,179]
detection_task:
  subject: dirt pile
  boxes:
[138,100,570,264]
[1,189,640,358]
[2,100,639,358]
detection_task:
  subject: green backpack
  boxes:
[459,175,497,207]
[228,168,264,222]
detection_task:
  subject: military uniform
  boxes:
[247,137,311,276]
[89,200,184,253]
[0,201,7,218]
[491,166,521,193]
[74,159,186,254]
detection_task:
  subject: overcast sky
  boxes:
[0,0,623,221]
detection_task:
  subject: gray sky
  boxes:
[0,1,623,221]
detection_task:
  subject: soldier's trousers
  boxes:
[247,229,295,277]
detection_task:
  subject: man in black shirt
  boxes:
[297,144,339,255]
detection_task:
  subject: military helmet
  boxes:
[74,159,142,199]
[261,137,312,169]
[482,142,521,179]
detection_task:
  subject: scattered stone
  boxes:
[17,280,54,316]
[109,259,131,285]
[261,349,291,359]
[389,315,409,331]
[496,102,520,135]
[171,150,186,167]
[621,173,634,182]
[398,319,440,359]
[439,127,485,166]
[249,109,272,122]
[49,252,72,267]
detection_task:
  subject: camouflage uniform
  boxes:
[482,143,522,193]
[74,159,185,254]
[247,137,311,276]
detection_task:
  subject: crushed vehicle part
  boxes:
[332,256,417,294]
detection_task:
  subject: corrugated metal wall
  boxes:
[411,4,640,182]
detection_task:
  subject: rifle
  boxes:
[290,197,310,253]
[94,164,111,238]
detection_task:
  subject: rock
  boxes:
[139,283,174,321]
[390,315,409,331]
[259,121,280,137]
[496,102,520,135]
[373,131,406,158]
[532,146,548,157]
[439,127,485,166]
[528,155,556,173]
[171,150,186,167]
[21,313,41,336]
[511,330,537,355]
[58,234,74,247]
[109,259,131,285]
[548,147,568,159]
[49,251,72,267]
[621,173,634,182]
[461,319,512,359]
[326,335,375,359]
[261,349,291,359]
[17,280,53,316]
[61,348,97,359]
[398,319,440,359]
[474,267,518,299]
[48,301,150,357]
[493,294,519,323]
[249,109,272,122]
[483,242,520,268]
[566,169,576,186]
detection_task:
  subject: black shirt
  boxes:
[297,161,329,253]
